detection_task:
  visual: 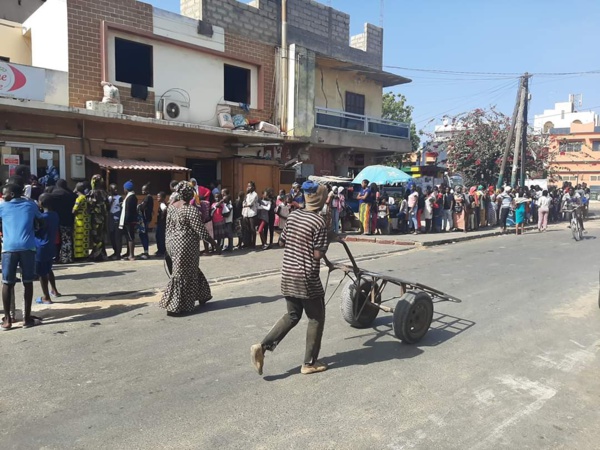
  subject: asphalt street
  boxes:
[1,222,600,449]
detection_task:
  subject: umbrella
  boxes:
[352,165,413,185]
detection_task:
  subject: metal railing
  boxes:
[315,107,410,139]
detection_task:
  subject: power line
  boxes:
[383,66,600,77]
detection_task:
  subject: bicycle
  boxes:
[563,205,583,241]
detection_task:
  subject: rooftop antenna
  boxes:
[380,0,384,27]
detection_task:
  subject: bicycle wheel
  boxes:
[572,218,581,241]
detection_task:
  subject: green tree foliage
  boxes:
[382,92,420,153]
[437,107,554,187]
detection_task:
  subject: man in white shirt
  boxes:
[242,181,259,248]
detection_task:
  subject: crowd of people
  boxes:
[356,179,590,236]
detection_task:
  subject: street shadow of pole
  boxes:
[201,295,282,313]
[54,270,136,281]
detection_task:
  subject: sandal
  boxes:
[36,297,54,305]
[1,317,12,331]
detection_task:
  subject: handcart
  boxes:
[323,236,462,344]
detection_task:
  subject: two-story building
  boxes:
[534,98,600,188]
[0,0,412,192]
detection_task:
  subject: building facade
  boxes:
[0,0,412,192]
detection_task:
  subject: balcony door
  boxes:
[345,92,365,116]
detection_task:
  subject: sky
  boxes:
[145,0,600,135]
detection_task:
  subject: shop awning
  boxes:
[86,156,191,172]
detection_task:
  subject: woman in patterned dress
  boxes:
[88,175,109,261]
[72,182,90,259]
[160,181,220,315]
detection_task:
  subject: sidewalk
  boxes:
[344,213,599,247]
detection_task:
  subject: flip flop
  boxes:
[1,317,12,331]
[35,297,53,305]
[51,292,62,298]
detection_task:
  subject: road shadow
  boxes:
[55,290,147,303]
[202,295,282,312]
[54,270,136,281]
[35,302,149,325]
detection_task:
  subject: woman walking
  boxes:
[514,196,529,236]
[357,179,372,235]
[537,190,551,232]
[72,182,90,260]
[52,179,76,264]
[160,181,220,315]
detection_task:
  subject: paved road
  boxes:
[2,222,600,449]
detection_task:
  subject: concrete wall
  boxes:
[23,0,68,72]
[0,19,32,65]
[106,28,259,125]
[550,123,600,186]
[181,0,383,68]
[533,99,598,132]
[0,0,45,23]
[314,63,383,117]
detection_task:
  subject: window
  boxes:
[115,38,153,87]
[0,56,9,62]
[224,64,250,104]
[543,121,554,133]
[590,175,599,181]
[561,175,579,182]
[559,141,582,152]
[102,149,118,158]
[345,92,365,116]
[592,142,600,151]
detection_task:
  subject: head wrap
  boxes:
[469,186,477,195]
[301,180,319,194]
[124,181,134,191]
[91,174,104,190]
[304,184,328,212]
[504,186,512,193]
[478,185,484,190]
[176,180,195,202]
[190,178,198,186]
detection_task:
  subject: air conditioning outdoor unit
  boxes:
[162,99,190,122]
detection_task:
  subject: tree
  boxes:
[382,92,420,153]
[436,107,555,187]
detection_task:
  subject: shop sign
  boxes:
[1,155,20,166]
[0,62,45,102]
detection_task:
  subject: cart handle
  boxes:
[323,232,360,276]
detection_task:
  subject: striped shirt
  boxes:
[280,209,328,299]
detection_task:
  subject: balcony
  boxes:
[315,107,410,140]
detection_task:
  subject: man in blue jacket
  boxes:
[0,183,43,331]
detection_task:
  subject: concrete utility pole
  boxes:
[497,77,523,189]
[510,73,529,187]
[519,77,530,187]
[280,0,289,132]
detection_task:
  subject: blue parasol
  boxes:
[352,165,413,185]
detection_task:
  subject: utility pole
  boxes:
[497,77,523,189]
[280,0,288,132]
[510,73,529,187]
[519,76,530,187]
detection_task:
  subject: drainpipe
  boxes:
[280,0,288,132]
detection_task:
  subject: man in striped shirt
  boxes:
[251,183,329,375]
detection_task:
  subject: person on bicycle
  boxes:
[564,187,585,232]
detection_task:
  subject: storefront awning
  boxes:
[86,156,191,172]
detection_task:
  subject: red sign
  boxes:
[0,62,45,101]
[1,155,20,166]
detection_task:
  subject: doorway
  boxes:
[187,159,217,188]
[1,143,65,186]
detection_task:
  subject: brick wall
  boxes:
[225,33,276,123]
[182,0,382,68]
[119,86,156,118]
[67,0,154,115]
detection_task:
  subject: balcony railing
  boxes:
[315,107,410,139]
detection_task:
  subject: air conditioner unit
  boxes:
[162,99,190,122]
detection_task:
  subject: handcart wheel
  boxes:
[340,279,381,328]
[393,291,433,344]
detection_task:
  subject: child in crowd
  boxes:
[257,190,272,250]
[221,188,234,251]
[376,198,389,235]
[275,195,292,243]
[211,193,226,251]
[155,191,167,257]
[35,193,61,304]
